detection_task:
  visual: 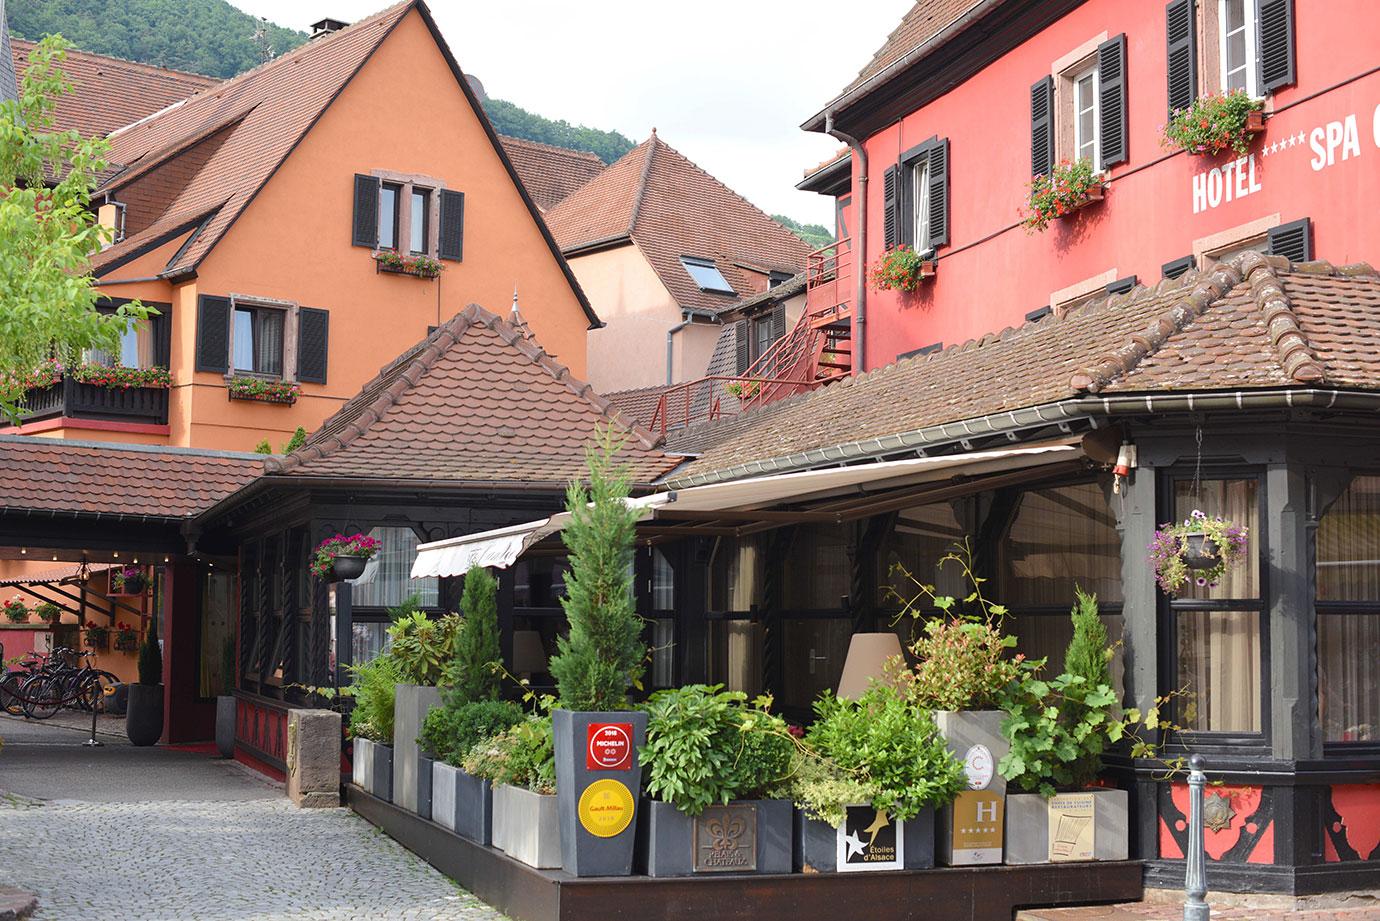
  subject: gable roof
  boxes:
[667,253,1380,486]
[265,304,679,485]
[544,131,812,314]
[498,135,605,211]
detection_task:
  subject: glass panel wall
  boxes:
[1316,474,1380,743]
[350,526,438,609]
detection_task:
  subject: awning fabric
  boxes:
[411,444,1078,578]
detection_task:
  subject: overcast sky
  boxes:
[229,0,913,226]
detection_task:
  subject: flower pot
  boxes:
[215,695,237,759]
[432,761,494,843]
[1004,788,1129,864]
[331,555,368,581]
[351,737,393,800]
[121,574,147,595]
[125,683,164,747]
[1181,532,1219,570]
[553,708,647,877]
[793,805,935,872]
[934,710,1009,865]
[493,784,561,869]
[1246,109,1266,133]
[636,798,793,877]
[114,633,138,652]
[391,684,441,812]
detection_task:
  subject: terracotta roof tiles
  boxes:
[498,135,605,211]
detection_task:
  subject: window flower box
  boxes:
[227,376,300,405]
[9,361,172,425]
[83,621,110,651]
[374,251,443,279]
[1162,90,1266,157]
[1023,159,1105,232]
[114,623,140,652]
[869,244,937,292]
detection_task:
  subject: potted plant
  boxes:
[787,685,965,872]
[112,565,146,596]
[35,601,62,625]
[1162,89,1266,157]
[465,717,560,868]
[310,532,382,582]
[3,596,28,624]
[424,698,524,841]
[724,379,762,399]
[227,376,301,404]
[374,250,444,279]
[113,622,139,652]
[1023,158,1105,232]
[636,685,797,877]
[347,652,403,800]
[1148,509,1249,596]
[869,244,937,292]
[547,425,649,877]
[126,629,164,746]
[82,619,109,650]
[386,607,463,814]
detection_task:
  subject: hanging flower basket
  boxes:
[3,596,28,624]
[228,377,300,404]
[1023,158,1105,233]
[310,533,382,581]
[1162,90,1266,157]
[1148,510,1249,596]
[868,244,937,292]
[374,251,443,279]
[111,566,147,596]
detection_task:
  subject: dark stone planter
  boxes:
[351,738,393,801]
[415,753,435,822]
[331,555,368,581]
[794,805,935,873]
[432,761,493,844]
[215,695,236,758]
[553,708,647,877]
[125,683,164,747]
[637,798,792,877]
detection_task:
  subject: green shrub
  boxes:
[347,654,405,744]
[420,699,524,766]
[463,716,556,794]
[640,685,796,816]
[1063,588,1111,688]
[780,751,877,829]
[136,631,162,686]
[446,567,501,703]
[387,610,463,686]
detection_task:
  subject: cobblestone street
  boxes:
[0,719,506,921]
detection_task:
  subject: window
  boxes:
[410,188,430,256]
[681,256,735,295]
[768,271,793,288]
[378,182,401,250]
[348,526,438,609]
[1073,65,1100,165]
[1219,0,1261,96]
[1316,475,1380,743]
[752,314,775,362]
[513,556,569,608]
[87,321,154,369]
[909,156,932,255]
[893,137,947,254]
[232,305,285,377]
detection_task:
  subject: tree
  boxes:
[771,214,834,250]
[548,424,646,711]
[0,35,152,423]
[1063,587,1111,689]
[447,566,502,703]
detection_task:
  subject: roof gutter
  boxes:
[663,387,1380,488]
[824,112,867,373]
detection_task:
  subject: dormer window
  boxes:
[680,256,735,295]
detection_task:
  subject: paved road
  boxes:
[0,716,506,920]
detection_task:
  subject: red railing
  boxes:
[647,374,815,437]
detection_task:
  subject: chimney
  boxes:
[309,17,349,39]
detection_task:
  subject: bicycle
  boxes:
[14,648,112,720]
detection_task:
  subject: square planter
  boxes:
[552,709,647,877]
[637,799,792,877]
[493,784,561,869]
[391,684,441,813]
[415,753,435,822]
[1005,789,1128,864]
[432,761,493,844]
[352,738,393,801]
[793,805,934,873]
[935,709,1010,866]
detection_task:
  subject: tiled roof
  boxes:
[669,254,1380,484]
[604,385,669,428]
[544,132,812,314]
[269,304,680,484]
[498,135,605,211]
[0,437,263,518]
[838,0,988,99]
[9,38,216,140]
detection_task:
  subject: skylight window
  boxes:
[680,256,735,295]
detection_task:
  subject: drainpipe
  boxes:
[666,319,690,386]
[825,111,867,374]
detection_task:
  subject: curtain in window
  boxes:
[1177,609,1262,732]
[87,322,154,369]
[233,308,285,376]
[710,535,764,613]
[783,526,849,610]
[709,620,762,696]
[350,526,439,608]
[997,482,1123,606]
[651,549,674,610]
[1316,475,1380,741]
[881,501,966,609]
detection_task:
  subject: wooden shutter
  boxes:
[769,303,786,344]
[195,295,231,374]
[927,138,950,250]
[438,189,465,261]
[1259,0,1296,91]
[352,174,379,248]
[881,165,899,249]
[1098,35,1129,169]
[1165,0,1197,117]
[151,301,172,367]
[1030,76,1055,177]
[1267,218,1311,263]
[296,308,330,385]
[734,320,750,373]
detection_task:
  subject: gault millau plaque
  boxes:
[693,804,758,872]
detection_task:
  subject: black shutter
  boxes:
[438,189,465,261]
[769,302,786,344]
[734,320,750,373]
[1162,254,1196,278]
[1259,0,1296,91]
[352,174,379,248]
[927,138,949,250]
[195,295,231,374]
[1030,76,1055,177]
[881,165,899,249]
[1166,0,1197,117]
[151,301,172,367]
[1267,218,1311,263]
[297,308,330,385]
[1098,35,1129,169]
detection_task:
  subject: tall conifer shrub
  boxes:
[449,566,501,702]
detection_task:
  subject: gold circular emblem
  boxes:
[577,779,635,838]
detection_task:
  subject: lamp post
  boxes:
[1184,754,1209,921]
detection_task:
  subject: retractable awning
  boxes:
[410,443,1079,578]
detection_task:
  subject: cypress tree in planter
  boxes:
[126,629,164,746]
[548,425,648,877]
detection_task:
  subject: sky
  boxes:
[228,0,915,227]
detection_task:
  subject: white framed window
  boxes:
[227,295,297,381]
[910,157,932,257]
[1072,64,1100,166]
[1219,0,1261,97]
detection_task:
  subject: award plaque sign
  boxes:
[693,804,758,872]
[836,805,905,872]
[1048,792,1096,862]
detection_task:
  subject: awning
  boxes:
[411,443,1079,578]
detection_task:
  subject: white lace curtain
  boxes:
[1317,475,1380,742]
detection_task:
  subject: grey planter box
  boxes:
[493,784,561,869]
[935,709,1009,866]
[553,709,647,877]
[352,738,393,801]
[432,761,493,845]
[793,806,935,872]
[415,753,435,821]
[1005,789,1129,864]
[215,696,236,759]
[637,799,792,877]
[392,684,441,813]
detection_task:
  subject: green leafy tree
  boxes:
[481,97,634,164]
[447,566,501,703]
[547,424,645,711]
[1063,588,1111,688]
[770,214,833,250]
[0,35,152,423]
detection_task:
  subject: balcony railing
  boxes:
[19,376,170,426]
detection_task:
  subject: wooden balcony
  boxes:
[20,377,170,426]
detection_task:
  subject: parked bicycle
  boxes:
[3,647,117,720]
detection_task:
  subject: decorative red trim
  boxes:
[4,417,171,436]
[234,746,286,784]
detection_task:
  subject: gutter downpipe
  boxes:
[825,112,867,375]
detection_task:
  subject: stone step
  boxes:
[0,886,37,921]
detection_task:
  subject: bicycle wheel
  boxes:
[75,673,106,713]
[0,672,25,716]
[21,673,61,720]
